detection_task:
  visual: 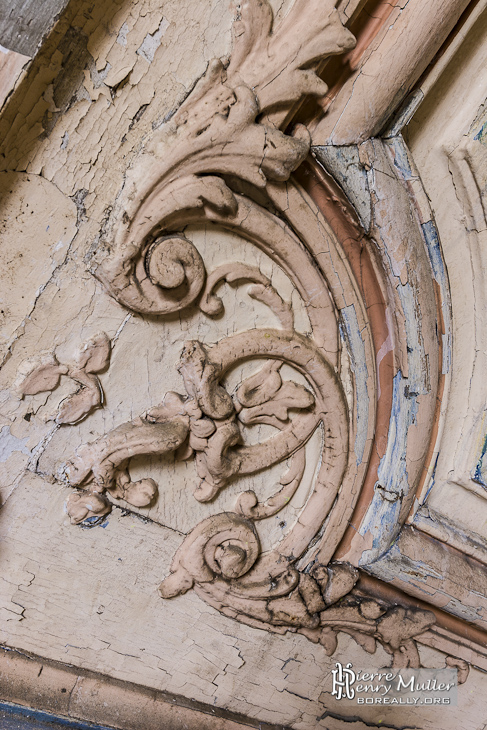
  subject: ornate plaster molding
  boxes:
[12,0,477,675]
[14,333,111,425]
[92,0,355,316]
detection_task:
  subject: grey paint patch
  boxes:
[359,371,418,565]
[413,504,487,563]
[397,281,430,393]
[440,598,484,623]
[89,60,111,90]
[366,540,444,584]
[117,22,129,47]
[0,0,70,56]
[340,304,369,466]
[381,89,424,138]
[366,527,487,625]
[421,220,452,375]
[360,281,429,564]
[0,425,30,463]
[313,145,371,232]
[136,18,170,64]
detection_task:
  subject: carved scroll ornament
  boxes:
[61,320,433,667]
[94,0,356,316]
[15,0,455,670]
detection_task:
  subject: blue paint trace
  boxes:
[473,431,487,491]
[388,137,452,377]
[422,452,439,502]
[0,702,116,730]
[420,221,452,376]
[389,137,413,179]
[474,121,487,143]
[0,425,31,463]
[359,370,419,565]
[358,136,453,567]
[80,516,109,530]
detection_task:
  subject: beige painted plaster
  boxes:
[2,0,487,728]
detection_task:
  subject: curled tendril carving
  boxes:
[63,322,342,511]
[92,0,355,316]
[59,299,434,666]
[158,510,435,668]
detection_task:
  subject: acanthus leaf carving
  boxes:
[55,312,432,666]
[13,353,68,397]
[158,508,436,667]
[92,0,354,317]
[227,0,355,120]
[200,263,294,329]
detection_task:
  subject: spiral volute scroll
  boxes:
[159,513,260,598]
[106,234,205,315]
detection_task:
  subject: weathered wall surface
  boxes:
[1,1,487,729]
[2,471,487,730]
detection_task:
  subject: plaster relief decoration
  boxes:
[13,0,447,671]
[14,332,111,426]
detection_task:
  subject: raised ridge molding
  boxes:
[310,0,473,144]
[0,647,292,730]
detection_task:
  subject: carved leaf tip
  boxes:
[97,0,356,315]
[230,0,356,115]
[14,333,112,425]
[377,607,436,650]
[237,360,314,425]
[446,657,469,685]
[237,360,282,408]
[74,332,111,373]
[65,490,111,525]
[55,377,101,425]
[158,568,194,599]
[13,354,68,398]
[110,475,158,508]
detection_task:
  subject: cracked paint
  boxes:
[340,305,369,466]
[359,371,417,564]
[0,2,486,729]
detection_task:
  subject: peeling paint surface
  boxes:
[359,371,416,565]
[367,526,487,630]
[313,145,371,231]
[473,429,487,490]
[0,172,78,362]
[353,138,439,566]
[0,425,30,462]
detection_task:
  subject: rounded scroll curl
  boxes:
[159,513,260,598]
[101,234,206,315]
